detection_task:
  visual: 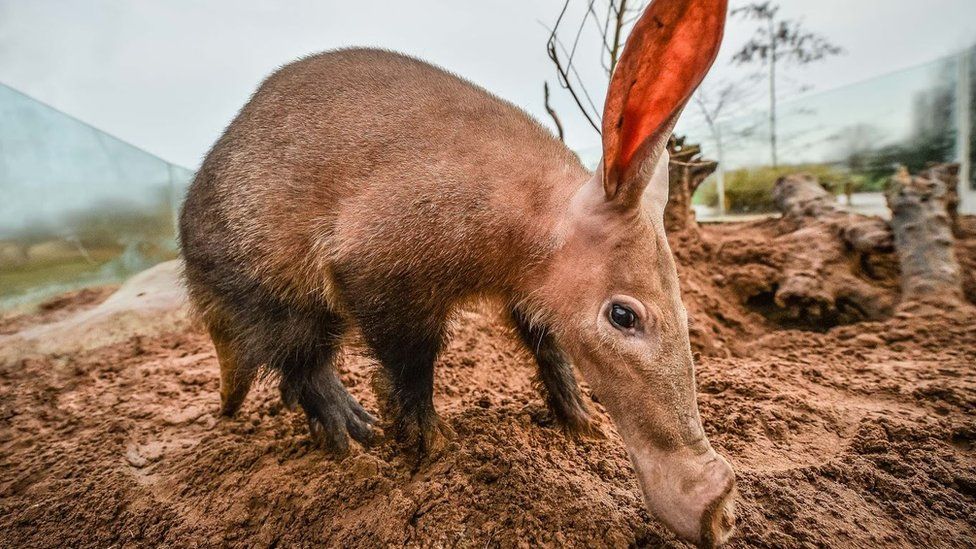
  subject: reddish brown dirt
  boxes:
[1,220,974,548]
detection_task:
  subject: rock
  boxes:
[163,405,206,426]
[124,447,147,468]
[0,261,188,362]
[124,442,163,468]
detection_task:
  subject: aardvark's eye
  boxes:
[609,303,637,331]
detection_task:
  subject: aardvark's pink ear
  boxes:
[601,0,727,204]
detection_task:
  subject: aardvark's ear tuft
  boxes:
[601,0,727,206]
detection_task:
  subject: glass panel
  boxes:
[0,83,193,309]
[675,49,968,216]
[968,44,976,194]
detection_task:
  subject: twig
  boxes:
[608,0,628,75]
[545,1,602,133]
[543,82,566,141]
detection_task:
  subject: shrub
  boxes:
[695,164,853,213]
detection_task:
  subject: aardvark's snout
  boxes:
[629,444,736,548]
[696,454,736,548]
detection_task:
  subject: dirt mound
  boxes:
[0,261,187,362]
[0,286,116,335]
[1,221,974,548]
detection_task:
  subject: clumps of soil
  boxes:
[672,206,965,353]
[1,220,975,547]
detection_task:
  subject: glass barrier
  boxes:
[0,83,193,309]
[674,45,975,217]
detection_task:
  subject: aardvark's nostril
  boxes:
[699,488,736,548]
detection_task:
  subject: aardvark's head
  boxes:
[533,0,734,545]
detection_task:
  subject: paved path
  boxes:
[695,192,889,223]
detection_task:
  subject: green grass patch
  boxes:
[694,164,888,213]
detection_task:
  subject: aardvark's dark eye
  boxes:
[609,303,637,330]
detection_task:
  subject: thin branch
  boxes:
[567,0,598,70]
[543,4,602,133]
[545,27,602,124]
[586,1,613,59]
[608,0,628,75]
[543,82,566,142]
[621,11,643,27]
[543,0,651,137]
[599,0,615,74]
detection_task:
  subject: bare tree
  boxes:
[544,0,649,136]
[730,1,842,168]
[691,78,760,213]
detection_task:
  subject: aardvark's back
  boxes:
[181,48,586,309]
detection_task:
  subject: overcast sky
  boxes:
[2,0,975,168]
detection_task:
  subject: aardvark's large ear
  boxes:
[601,0,727,205]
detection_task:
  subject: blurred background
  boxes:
[1,0,974,309]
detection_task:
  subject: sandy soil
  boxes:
[1,219,974,548]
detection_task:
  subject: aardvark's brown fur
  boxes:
[180,49,593,455]
[180,1,736,545]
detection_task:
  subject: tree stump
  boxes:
[772,173,893,254]
[919,163,961,237]
[768,174,895,324]
[720,173,897,329]
[666,135,717,233]
[885,168,964,309]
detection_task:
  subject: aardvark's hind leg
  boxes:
[210,325,257,417]
[511,308,602,438]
